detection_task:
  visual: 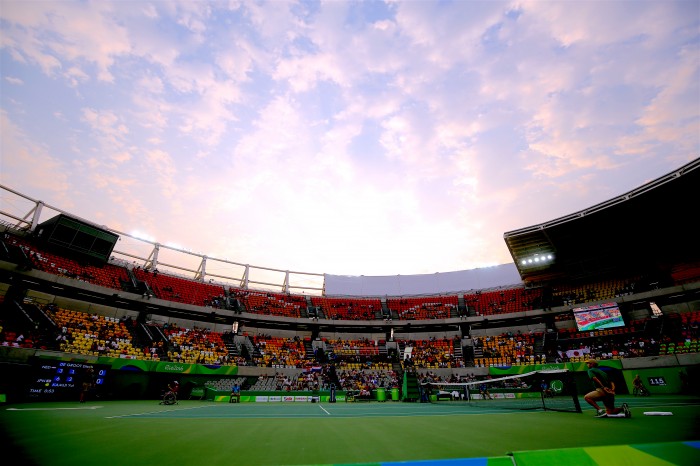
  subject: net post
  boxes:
[568,373,583,413]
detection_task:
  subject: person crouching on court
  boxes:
[584,360,630,418]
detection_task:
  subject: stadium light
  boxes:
[520,253,555,268]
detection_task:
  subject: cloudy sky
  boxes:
[1,0,698,282]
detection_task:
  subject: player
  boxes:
[161,380,179,405]
[478,382,493,400]
[79,367,95,403]
[633,374,650,396]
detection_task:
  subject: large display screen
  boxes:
[27,359,109,401]
[573,302,625,332]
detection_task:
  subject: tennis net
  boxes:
[423,369,582,413]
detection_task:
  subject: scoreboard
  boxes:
[28,359,109,400]
[647,376,667,386]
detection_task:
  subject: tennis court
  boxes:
[2,395,699,465]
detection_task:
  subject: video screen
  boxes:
[573,302,625,332]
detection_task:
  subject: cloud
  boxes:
[0,0,697,279]
[80,108,130,159]
[4,76,24,85]
[2,1,132,82]
[0,110,71,203]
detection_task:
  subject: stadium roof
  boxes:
[504,157,700,285]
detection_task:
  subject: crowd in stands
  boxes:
[472,331,541,367]
[251,335,306,367]
[164,325,233,365]
[326,337,379,358]
[418,370,479,385]
[404,336,463,369]
[325,337,393,371]
[1,301,699,396]
[237,366,400,394]
[337,368,399,393]
[249,372,326,391]
[552,311,699,362]
[51,307,143,359]
[1,301,699,371]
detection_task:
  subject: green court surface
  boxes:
[1,396,698,466]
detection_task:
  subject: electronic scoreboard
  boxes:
[28,359,109,400]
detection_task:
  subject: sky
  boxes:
[1,0,699,283]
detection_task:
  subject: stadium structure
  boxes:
[0,157,699,408]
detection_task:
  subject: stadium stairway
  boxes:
[302,338,315,361]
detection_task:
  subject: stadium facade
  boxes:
[0,158,698,403]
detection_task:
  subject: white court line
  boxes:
[319,405,331,415]
[106,403,217,419]
[6,406,103,411]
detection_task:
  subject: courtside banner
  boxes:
[485,364,548,376]
[97,356,154,372]
[488,363,577,376]
[471,392,540,400]
[192,364,238,376]
[242,395,333,403]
